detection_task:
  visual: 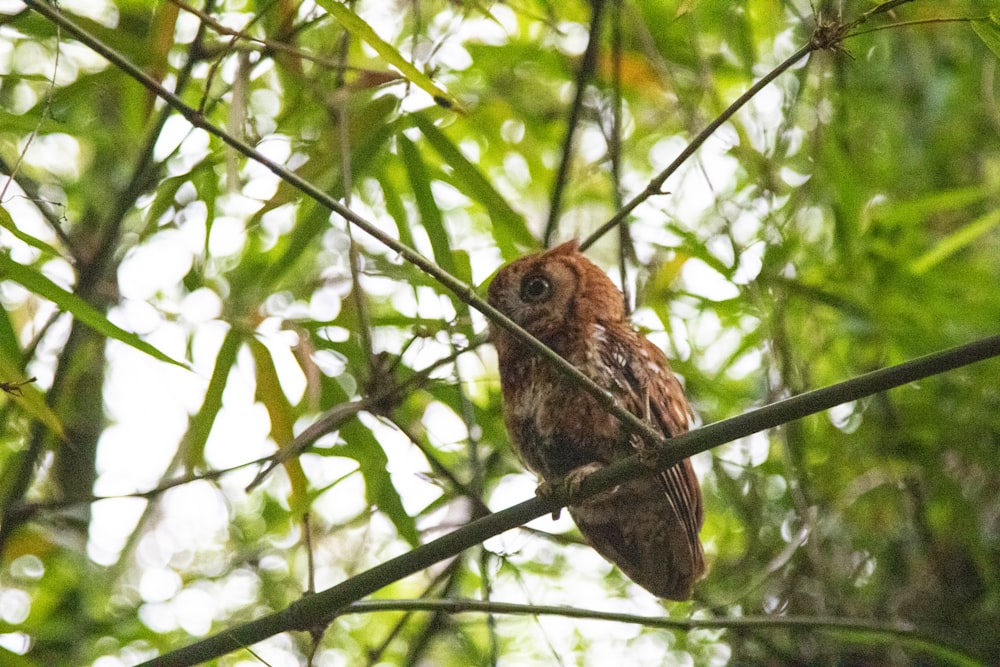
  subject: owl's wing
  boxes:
[604,330,704,571]
[647,366,704,570]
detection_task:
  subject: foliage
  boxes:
[0,0,998,665]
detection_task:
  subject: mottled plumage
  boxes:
[488,240,705,600]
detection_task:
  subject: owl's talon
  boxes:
[563,462,606,498]
[535,481,562,519]
[637,442,661,469]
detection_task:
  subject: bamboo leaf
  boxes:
[410,113,535,259]
[398,135,458,278]
[0,253,188,368]
[972,15,1000,61]
[338,419,420,547]
[313,0,465,112]
[183,327,242,470]
[248,337,309,516]
[910,208,1000,274]
[0,355,65,441]
[0,206,64,259]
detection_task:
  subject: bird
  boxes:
[487,239,705,600]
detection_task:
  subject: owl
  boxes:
[487,240,705,600]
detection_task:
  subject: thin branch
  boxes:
[333,18,377,377]
[0,20,59,207]
[168,0,393,77]
[579,0,921,251]
[849,16,987,38]
[542,0,607,247]
[386,416,492,518]
[580,40,814,251]
[607,0,631,311]
[246,336,478,490]
[340,599,980,666]
[139,333,1000,666]
[4,454,273,523]
[365,559,463,665]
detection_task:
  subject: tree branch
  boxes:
[578,0,920,251]
[542,0,607,247]
[341,599,980,666]
[140,333,1000,666]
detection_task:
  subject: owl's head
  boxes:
[487,240,626,346]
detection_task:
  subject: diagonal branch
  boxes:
[579,39,813,251]
[140,333,1000,666]
[579,0,918,251]
[21,0,671,457]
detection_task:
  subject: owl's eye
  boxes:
[520,274,552,303]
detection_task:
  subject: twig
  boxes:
[341,599,979,666]
[580,40,813,251]
[579,0,922,251]
[0,377,37,396]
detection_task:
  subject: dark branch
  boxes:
[542,0,607,247]
[140,333,1000,666]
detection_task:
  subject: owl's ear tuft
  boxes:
[547,239,581,256]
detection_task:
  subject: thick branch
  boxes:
[141,333,1000,666]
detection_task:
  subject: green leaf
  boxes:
[972,16,1000,61]
[871,186,987,227]
[410,113,535,259]
[257,95,399,287]
[0,253,188,368]
[248,337,310,516]
[378,173,417,249]
[312,0,465,112]
[139,173,188,237]
[183,327,242,470]
[338,419,420,547]
[0,295,24,370]
[910,208,1000,274]
[0,355,65,441]
[0,206,64,259]
[398,135,457,278]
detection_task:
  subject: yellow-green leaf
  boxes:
[0,356,65,441]
[313,0,466,113]
[972,15,1000,61]
[0,253,188,368]
[0,206,64,259]
[182,327,242,470]
[249,337,309,516]
[910,208,1000,275]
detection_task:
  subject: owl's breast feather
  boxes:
[499,341,625,480]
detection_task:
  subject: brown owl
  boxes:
[487,240,705,600]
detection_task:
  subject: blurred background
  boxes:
[0,0,998,664]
